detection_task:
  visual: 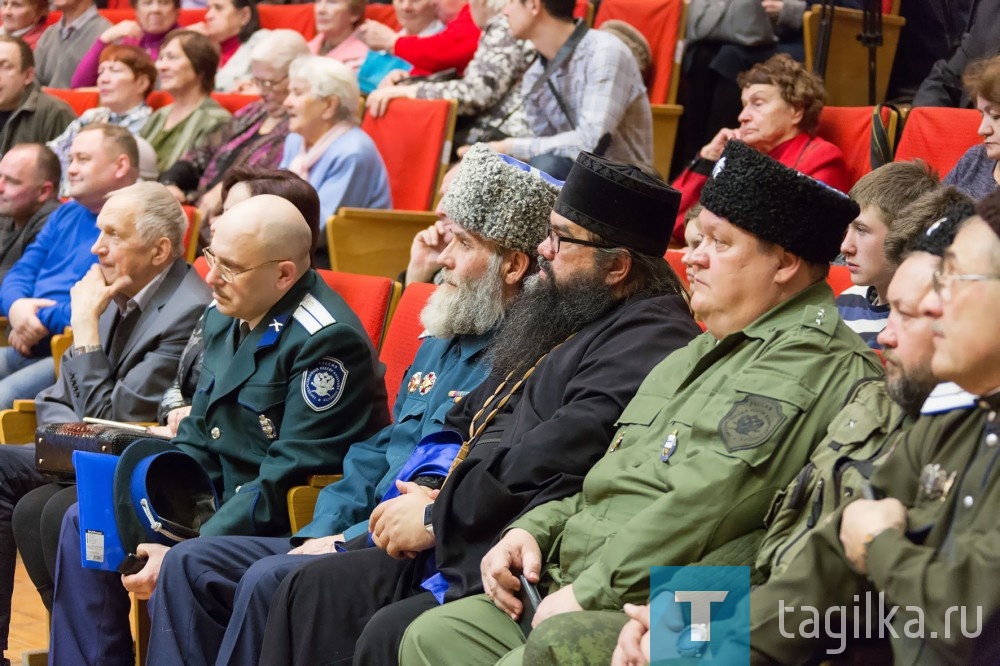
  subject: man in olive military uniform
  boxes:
[47,195,389,666]
[603,198,980,666]
[746,192,1000,664]
[399,140,883,666]
[144,146,561,666]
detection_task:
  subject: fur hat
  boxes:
[554,151,681,256]
[441,144,560,254]
[975,189,1000,240]
[908,200,976,257]
[700,140,859,263]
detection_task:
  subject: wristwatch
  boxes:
[72,344,103,357]
[423,503,435,536]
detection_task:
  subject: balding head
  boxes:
[206,195,314,327]
[0,143,58,225]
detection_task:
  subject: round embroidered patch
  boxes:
[301,357,349,412]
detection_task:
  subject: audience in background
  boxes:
[477,0,652,180]
[357,0,479,77]
[160,29,308,238]
[308,0,368,72]
[189,0,266,91]
[395,0,444,36]
[71,0,180,89]
[0,0,49,50]
[48,44,155,196]
[279,55,391,235]
[140,29,230,172]
[33,0,110,88]
[944,55,1000,200]
[366,0,532,151]
[0,144,59,279]
[0,36,76,156]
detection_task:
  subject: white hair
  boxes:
[288,55,361,123]
[109,181,187,259]
[251,29,310,71]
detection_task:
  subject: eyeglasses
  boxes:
[547,227,616,254]
[252,74,288,91]
[931,268,1000,301]
[203,248,285,283]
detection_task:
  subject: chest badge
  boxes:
[918,463,957,503]
[418,372,437,395]
[408,372,423,394]
[259,414,277,440]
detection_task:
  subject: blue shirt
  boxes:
[279,126,392,231]
[0,201,99,352]
[292,331,493,543]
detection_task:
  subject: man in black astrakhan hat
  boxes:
[254,150,704,666]
[398,140,885,666]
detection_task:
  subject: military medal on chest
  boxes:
[408,372,423,394]
[418,372,436,395]
[918,463,957,503]
[259,414,277,440]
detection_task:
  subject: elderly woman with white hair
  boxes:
[160,29,310,227]
[366,0,532,150]
[280,55,392,230]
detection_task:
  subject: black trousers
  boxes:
[354,591,438,666]
[259,541,426,666]
[11,483,76,609]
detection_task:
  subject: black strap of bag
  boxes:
[870,103,900,170]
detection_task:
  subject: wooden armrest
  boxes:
[308,474,342,488]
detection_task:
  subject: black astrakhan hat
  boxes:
[908,200,976,257]
[700,140,859,263]
[553,151,681,257]
[976,189,1000,240]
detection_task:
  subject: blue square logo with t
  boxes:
[650,566,750,662]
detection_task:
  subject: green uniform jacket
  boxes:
[511,281,882,611]
[749,396,992,665]
[173,270,389,538]
[757,378,910,579]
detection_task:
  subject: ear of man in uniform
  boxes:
[205,194,313,328]
[918,191,1000,396]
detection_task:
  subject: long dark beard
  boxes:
[488,258,619,378]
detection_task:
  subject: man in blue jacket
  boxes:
[0,123,138,408]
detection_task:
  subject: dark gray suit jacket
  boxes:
[34,258,211,425]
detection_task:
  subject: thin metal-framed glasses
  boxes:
[931,268,1000,300]
[252,74,289,91]
[203,248,285,283]
[547,227,616,254]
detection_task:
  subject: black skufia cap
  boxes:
[553,151,681,256]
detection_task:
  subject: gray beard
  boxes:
[420,253,508,337]
[488,258,619,378]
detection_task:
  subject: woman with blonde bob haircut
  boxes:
[279,55,391,233]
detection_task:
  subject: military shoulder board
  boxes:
[293,293,337,335]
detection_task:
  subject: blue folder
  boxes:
[74,450,126,571]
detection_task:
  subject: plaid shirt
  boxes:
[507,27,652,168]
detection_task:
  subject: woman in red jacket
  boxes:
[671,53,849,244]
